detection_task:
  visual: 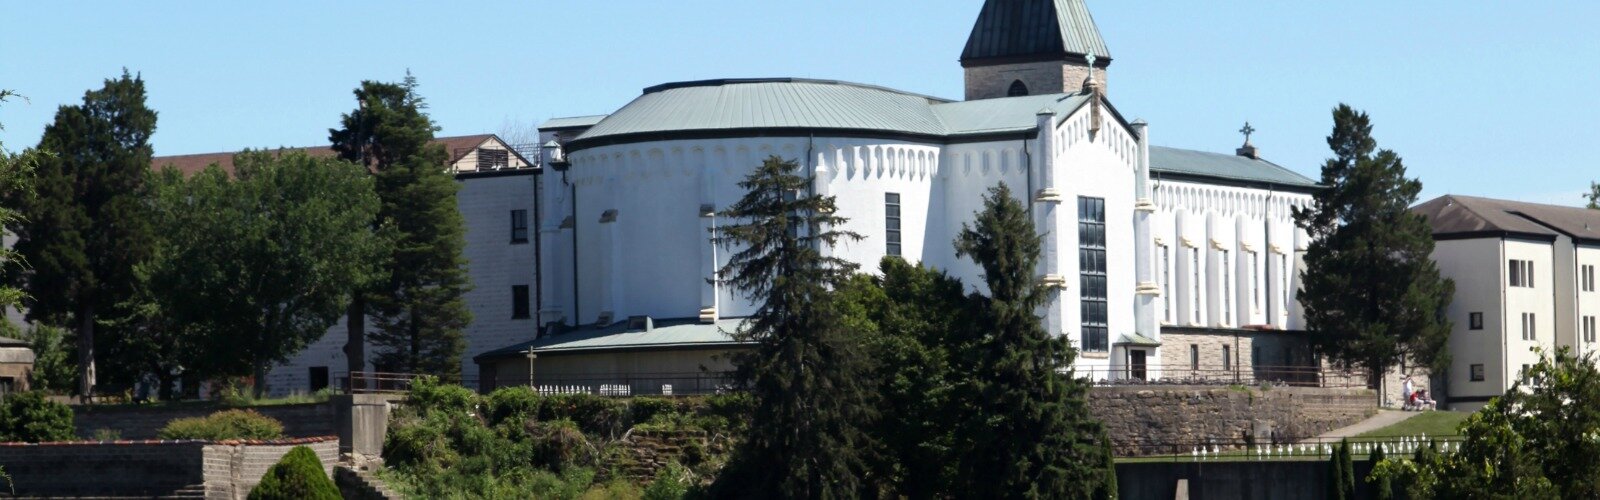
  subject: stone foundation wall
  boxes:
[0,436,337,498]
[605,428,727,482]
[1090,386,1374,456]
[73,402,334,439]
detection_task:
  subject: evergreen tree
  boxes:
[950,183,1111,499]
[0,90,37,313]
[1294,104,1454,395]
[708,156,875,499]
[7,71,156,396]
[1327,440,1352,500]
[330,76,470,379]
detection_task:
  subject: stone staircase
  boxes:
[334,465,402,500]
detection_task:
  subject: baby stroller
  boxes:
[1404,390,1437,411]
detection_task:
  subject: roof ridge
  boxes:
[641,78,955,104]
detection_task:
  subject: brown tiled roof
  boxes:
[1412,195,1600,242]
[151,134,498,176]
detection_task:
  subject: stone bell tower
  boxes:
[960,0,1111,100]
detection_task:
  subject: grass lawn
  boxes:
[1357,411,1470,438]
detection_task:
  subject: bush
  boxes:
[629,397,678,424]
[158,409,284,440]
[407,376,477,417]
[539,394,627,438]
[485,385,541,426]
[247,445,339,500]
[0,391,75,442]
[643,462,694,500]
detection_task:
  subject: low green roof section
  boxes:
[475,318,750,361]
[540,115,609,131]
[1149,146,1319,191]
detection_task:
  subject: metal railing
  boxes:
[1119,435,1465,461]
[1075,363,1371,389]
[337,371,736,397]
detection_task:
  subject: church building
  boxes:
[475,0,1322,391]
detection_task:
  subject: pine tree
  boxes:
[950,183,1110,499]
[1368,443,1392,500]
[708,156,875,499]
[1294,104,1454,396]
[330,76,470,380]
[7,71,156,396]
[1327,440,1352,500]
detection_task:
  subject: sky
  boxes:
[3,1,1598,206]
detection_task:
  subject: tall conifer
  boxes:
[708,156,875,499]
[950,183,1111,499]
[330,75,470,380]
[8,71,156,396]
[1294,105,1454,395]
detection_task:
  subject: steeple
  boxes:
[961,0,1112,100]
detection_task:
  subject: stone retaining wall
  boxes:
[0,436,337,499]
[1090,385,1374,456]
[73,402,334,439]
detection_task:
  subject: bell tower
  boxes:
[960,0,1111,100]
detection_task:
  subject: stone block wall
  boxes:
[604,428,727,482]
[1090,385,1374,456]
[963,60,1103,100]
[0,436,337,498]
[73,402,334,440]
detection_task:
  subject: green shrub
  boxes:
[485,386,541,426]
[247,445,339,500]
[698,392,754,434]
[406,375,477,417]
[530,419,594,470]
[158,409,284,440]
[539,394,627,438]
[92,428,121,441]
[643,461,694,500]
[0,391,75,442]
[630,397,678,424]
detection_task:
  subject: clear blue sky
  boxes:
[3,1,1597,205]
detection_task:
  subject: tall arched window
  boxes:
[1007,80,1029,97]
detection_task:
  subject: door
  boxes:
[309,366,329,393]
[1130,350,1148,381]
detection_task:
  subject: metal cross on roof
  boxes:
[1239,122,1256,143]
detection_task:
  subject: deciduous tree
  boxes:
[1294,104,1454,396]
[708,156,875,499]
[146,151,384,396]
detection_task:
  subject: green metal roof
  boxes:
[540,115,609,130]
[1149,146,1319,190]
[933,93,1091,137]
[1115,333,1161,347]
[567,78,1102,149]
[961,0,1111,64]
[474,318,750,361]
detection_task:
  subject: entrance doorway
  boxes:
[1130,350,1148,381]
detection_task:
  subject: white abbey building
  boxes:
[476,0,1321,389]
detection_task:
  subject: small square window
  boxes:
[1469,312,1483,330]
[1470,364,1485,382]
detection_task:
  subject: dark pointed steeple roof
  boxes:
[961,0,1111,66]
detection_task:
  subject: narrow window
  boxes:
[1077,197,1107,352]
[1510,259,1521,287]
[1190,344,1199,372]
[510,209,529,243]
[512,285,531,319]
[1191,248,1201,324]
[1529,261,1535,288]
[1280,254,1291,310]
[1160,245,1172,323]
[1470,364,1485,382]
[1221,249,1232,325]
[1222,345,1232,371]
[885,193,902,257]
[1583,265,1594,292]
[1250,251,1260,311]
[1007,80,1029,97]
[1469,312,1483,330]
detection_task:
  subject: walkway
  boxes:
[1313,410,1418,440]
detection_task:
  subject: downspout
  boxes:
[1500,238,1508,395]
[1024,137,1033,218]
[533,170,543,328]
[571,181,580,326]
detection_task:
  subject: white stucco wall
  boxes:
[1503,238,1556,387]
[1575,245,1600,359]
[1432,238,1507,406]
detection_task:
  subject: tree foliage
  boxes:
[0,391,75,442]
[7,71,157,396]
[330,76,470,379]
[1294,104,1454,382]
[708,156,875,499]
[145,151,383,395]
[948,183,1113,499]
[1327,439,1354,500]
[0,89,36,313]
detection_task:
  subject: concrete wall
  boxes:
[0,437,336,499]
[72,403,334,440]
[1090,386,1374,457]
[1117,460,1380,500]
